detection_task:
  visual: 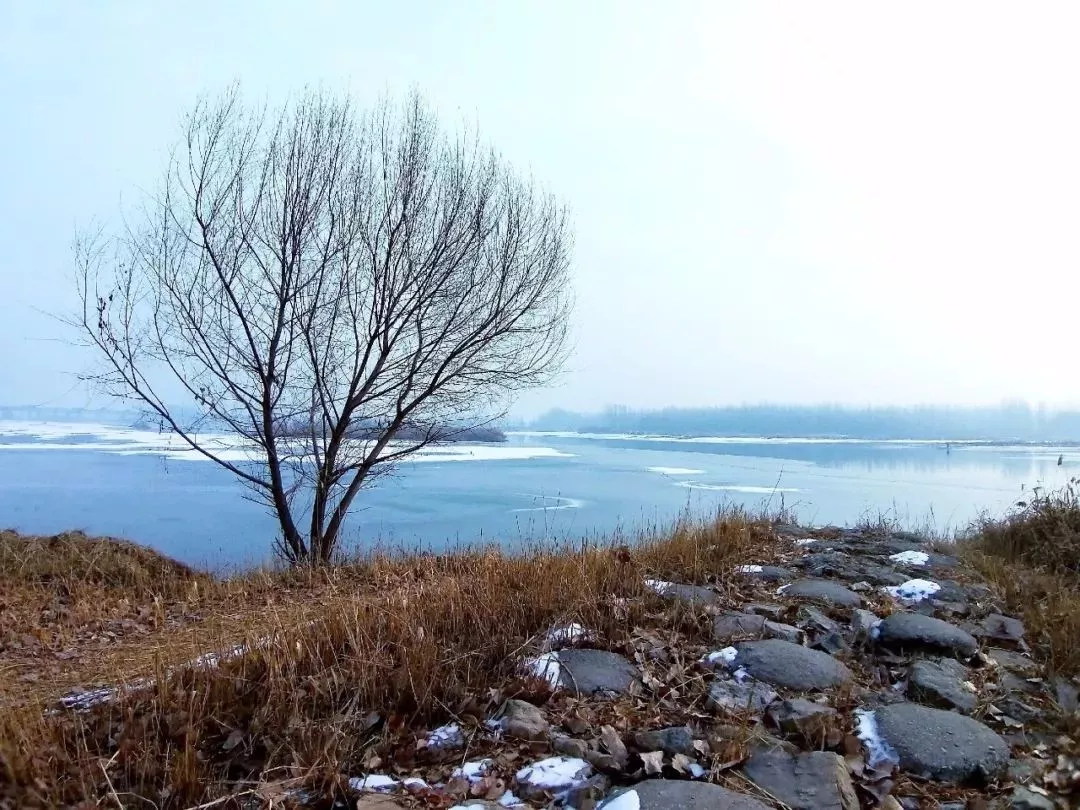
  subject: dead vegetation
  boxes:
[0,510,774,808]
[959,481,1080,677]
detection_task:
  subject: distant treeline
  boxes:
[522,404,1080,442]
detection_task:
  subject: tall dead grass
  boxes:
[0,510,771,808]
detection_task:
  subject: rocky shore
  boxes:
[346,525,1078,809]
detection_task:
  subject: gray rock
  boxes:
[552,734,588,759]
[1008,786,1056,810]
[875,612,979,658]
[851,609,881,640]
[657,582,720,606]
[741,749,858,810]
[782,579,863,607]
[714,612,766,640]
[745,603,787,619]
[763,620,804,644]
[740,565,794,582]
[977,613,1026,646]
[734,639,853,691]
[988,647,1040,676]
[811,632,849,655]
[1053,676,1079,713]
[558,649,640,695]
[564,773,611,809]
[767,698,838,741]
[499,698,550,740]
[795,604,841,636]
[873,702,1010,783]
[708,678,778,716]
[907,658,977,714]
[633,726,696,757]
[601,780,771,810]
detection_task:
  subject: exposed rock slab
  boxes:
[907,658,977,714]
[601,780,771,809]
[708,678,778,716]
[976,613,1026,646]
[557,649,639,695]
[741,749,858,810]
[782,578,863,607]
[768,698,838,741]
[633,726,696,756]
[987,648,1040,676]
[873,702,1010,783]
[713,612,766,640]
[733,639,852,691]
[875,612,979,658]
[651,582,720,606]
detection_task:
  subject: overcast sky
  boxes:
[2,2,1078,416]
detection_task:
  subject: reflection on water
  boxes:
[0,422,1074,570]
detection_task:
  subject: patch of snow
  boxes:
[688,762,708,779]
[511,495,585,513]
[776,583,791,594]
[732,666,751,683]
[870,619,883,641]
[735,564,764,573]
[424,723,464,751]
[647,466,706,475]
[545,622,593,649]
[497,790,526,807]
[889,550,930,566]
[855,709,899,770]
[644,578,674,595]
[795,538,819,546]
[522,651,562,689]
[349,774,399,792]
[677,482,801,494]
[453,758,495,784]
[514,756,593,801]
[703,647,739,668]
[599,789,641,810]
[884,578,941,603]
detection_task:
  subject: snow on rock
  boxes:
[644,579,674,595]
[702,646,739,668]
[545,622,593,650]
[855,709,899,771]
[688,762,708,779]
[349,774,400,792]
[735,565,764,573]
[870,619,883,641]
[453,758,496,784]
[889,550,930,566]
[497,791,527,807]
[514,756,593,802]
[776,583,792,594]
[883,579,941,603]
[598,788,641,810]
[423,722,464,750]
[522,651,562,689]
[795,538,820,547]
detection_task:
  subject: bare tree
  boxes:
[76,87,572,564]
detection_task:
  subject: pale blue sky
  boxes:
[2,2,1079,416]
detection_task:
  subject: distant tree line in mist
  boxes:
[521,403,1080,442]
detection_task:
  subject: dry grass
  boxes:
[959,481,1080,677]
[0,510,775,808]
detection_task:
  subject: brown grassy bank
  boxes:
[957,482,1080,677]
[0,513,777,808]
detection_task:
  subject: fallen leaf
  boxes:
[640,750,665,776]
[221,729,244,752]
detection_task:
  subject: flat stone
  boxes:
[498,699,550,740]
[987,648,1040,676]
[733,640,853,691]
[873,702,1010,783]
[601,780,771,810]
[977,613,1026,646]
[740,565,795,582]
[811,632,849,655]
[782,579,863,607]
[708,678,778,716]
[795,553,908,586]
[552,734,588,759]
[768,698,838,741]
[907,658,977,714]
[763,620,804,644]
[745,603,787,620]
[876,612,979,658]
[1008,786,1056,810]
[557,649,640,696]
[633,726,696,757]
[796,605,841,635]
[741,749,858,810]
[714,612,767,640]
